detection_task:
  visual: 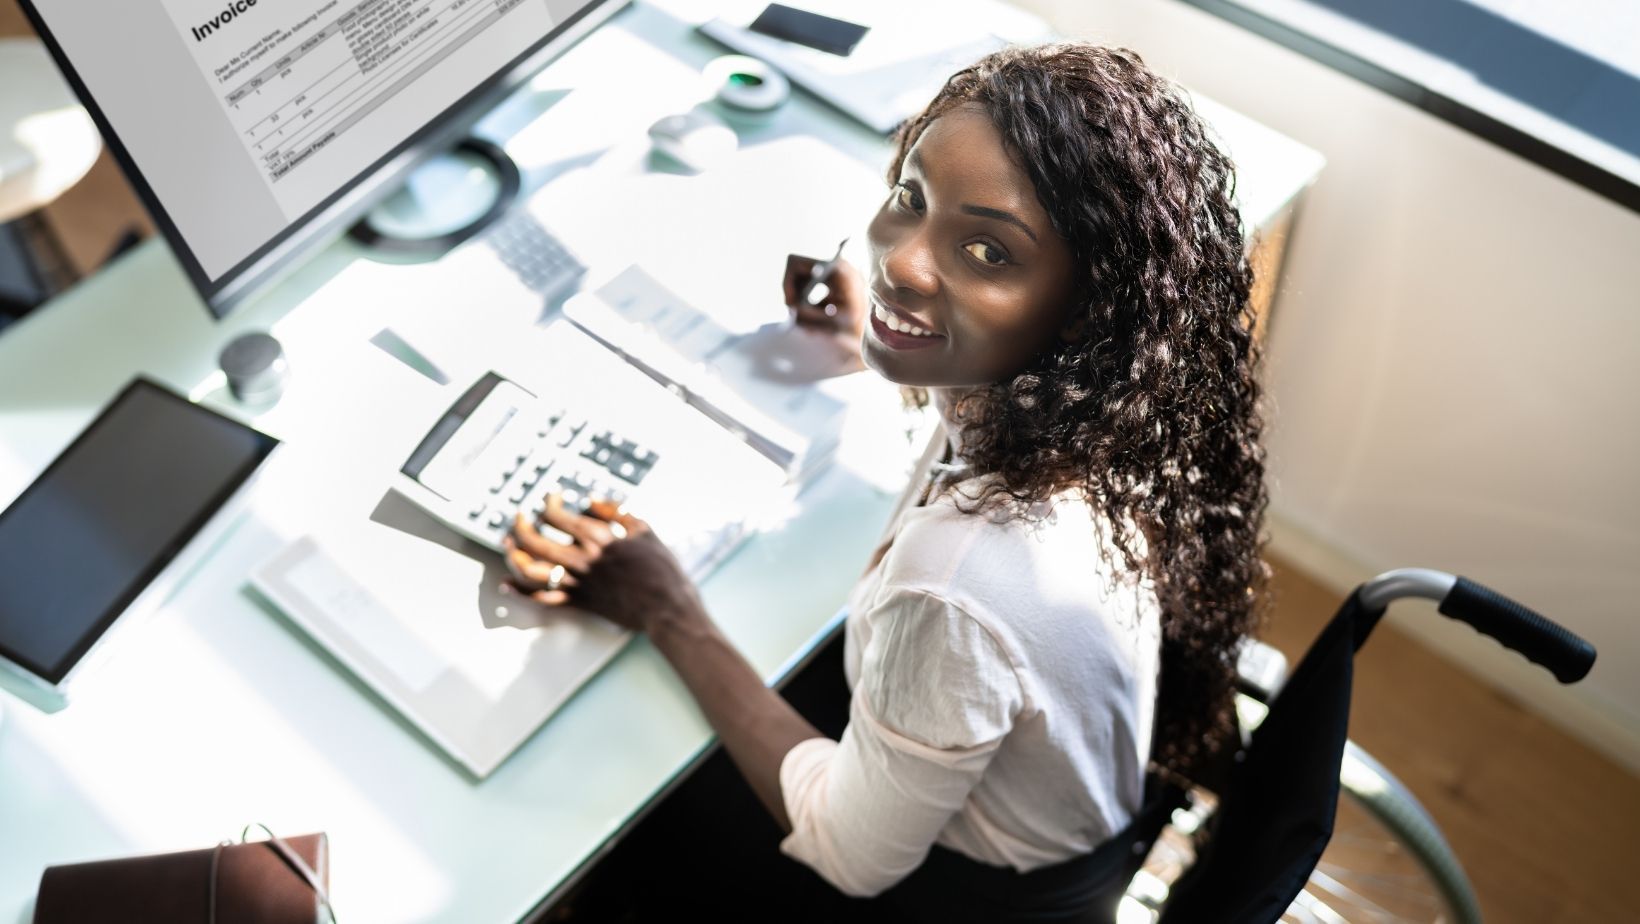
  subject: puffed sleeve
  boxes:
[777,586,1025,897]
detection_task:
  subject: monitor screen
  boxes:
[0,379,277,685]
[18,0,624,315]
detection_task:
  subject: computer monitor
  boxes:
[17,0,627,317]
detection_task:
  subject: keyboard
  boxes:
[484,212,587,307]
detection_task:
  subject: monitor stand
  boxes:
[348,137,520,258]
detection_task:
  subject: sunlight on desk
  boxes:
[0,0,1324,919]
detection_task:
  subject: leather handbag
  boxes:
[34,825,337,924]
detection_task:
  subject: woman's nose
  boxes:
[879,230,939,300]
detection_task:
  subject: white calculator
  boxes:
[395,370,789,578]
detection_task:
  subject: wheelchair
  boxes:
[1120,569,1597,923]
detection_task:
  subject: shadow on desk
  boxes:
[539,631,868,922]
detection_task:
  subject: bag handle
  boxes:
[209,824,339,924]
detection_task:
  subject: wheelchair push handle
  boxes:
[1359,569,1596,684]
[1440,577,1595,683]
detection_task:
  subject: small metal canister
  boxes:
[219,331,288,406]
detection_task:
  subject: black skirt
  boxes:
[545,631,1151,924]
[874,832,1140,923]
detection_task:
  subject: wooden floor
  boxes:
[6,4,1638,918]
[1263,558,1640,923]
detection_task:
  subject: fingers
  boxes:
[785,255,864,335]
[499,537,574,608]
[502,495,662,618]
[783,253,819,308]
[508,494,642,572]
[505,491,638,608]
[583,498,648,538]
[507,519,593,575]
[503,539,581,588]
[792,300,842,328]
[540,494,618,548]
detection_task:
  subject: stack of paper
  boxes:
[564,265,855,483]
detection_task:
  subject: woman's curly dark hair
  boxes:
[893,44,1270,783]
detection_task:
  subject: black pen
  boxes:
[797,238,849,317]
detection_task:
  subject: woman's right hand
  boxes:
[783,254,868,358]
[503,496,708,637]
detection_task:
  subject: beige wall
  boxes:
[1017,0,1640,770]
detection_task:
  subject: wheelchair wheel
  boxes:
[1285,741,1482,924]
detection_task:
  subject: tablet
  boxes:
[0,378,278,708]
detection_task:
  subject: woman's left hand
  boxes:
[784,255,868,342]
[502,494,707,635]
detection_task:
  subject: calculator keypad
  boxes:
[581,432,657,486]
[464,411,651,546]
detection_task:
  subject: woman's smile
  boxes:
[867,294,946,350]
[861,105,1077,387]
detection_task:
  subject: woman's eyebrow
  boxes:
[961,204,1038,243]
[906,146,1039,242]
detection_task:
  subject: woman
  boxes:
[504,43,1268,920]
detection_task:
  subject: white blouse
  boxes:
[778,430,1163,898]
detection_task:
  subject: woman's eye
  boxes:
[894,183,921,211]
[964,242,1008,266]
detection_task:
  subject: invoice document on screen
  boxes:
[158,0,569,216]
[23,0,583,277]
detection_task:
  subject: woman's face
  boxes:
[863,106,1078,388]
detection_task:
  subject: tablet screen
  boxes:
[0,379,277,685]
